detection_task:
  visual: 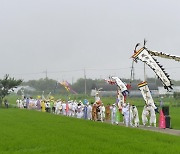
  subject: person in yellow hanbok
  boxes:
[41,101,46,112]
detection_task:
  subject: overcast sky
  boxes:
[0,0,180,83]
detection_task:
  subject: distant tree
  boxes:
[23,78,68,95]
[20,77,180,96]
[173,92,180,99]
[72,78,111,94]
[24,78,58,92]
[0,74,22,106]
[72,78,87,94]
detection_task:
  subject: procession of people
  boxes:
[15,92,158,128]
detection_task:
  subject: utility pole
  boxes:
[84,68,87,95]
[155,75,157,85]
[45,69,48,79]
[131,60,135,80]
[144,63,146,81]
[132,64,135,80]
[143,62,149,105]
[43,69,48,79]
[72,77,74,85]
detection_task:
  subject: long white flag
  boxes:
[148,50,180,62]
[132,47,173,91]
[138,81,156,108]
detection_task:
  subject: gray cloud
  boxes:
[0,0,180,82]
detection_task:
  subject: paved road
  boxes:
[114,122,180,136]
[138,125,180,136]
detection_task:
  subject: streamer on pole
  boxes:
[131,40,173,91]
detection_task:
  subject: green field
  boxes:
[0,108,180,154]
[3,95,180,129]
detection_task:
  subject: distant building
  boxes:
[91,83,159,97]
[13,86,36,93]
[158,86,180,95]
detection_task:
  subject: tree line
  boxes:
[20,77,180,95]
[1,74,180,105]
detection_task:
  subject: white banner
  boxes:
[132,47,173,91]
[138,81,156,108]
[148,50,180,62]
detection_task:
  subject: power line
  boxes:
[1,66,179,78]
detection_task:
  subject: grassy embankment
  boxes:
[0,108,180,154]
[3,95,180,129]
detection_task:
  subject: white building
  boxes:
[158,86,180,95]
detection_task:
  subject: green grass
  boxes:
[0,108,180,154]
[2,95,180,129]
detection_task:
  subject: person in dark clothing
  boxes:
[4,99,9,108]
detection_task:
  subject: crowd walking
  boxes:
[15,95,158,127]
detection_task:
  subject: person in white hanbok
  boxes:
[131,105,139,127]
[61,101,66,116]
[55,100,62,115]
[142,105,149,126]
[16,98,20,108]
[110,104,117,124]
[122,103,130,127]
[20,99,24,109]
[87,103,92,120]
[100,103,105,122]
[76,103,83,119]
[142,105,156,127]
[72,101,77,117]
